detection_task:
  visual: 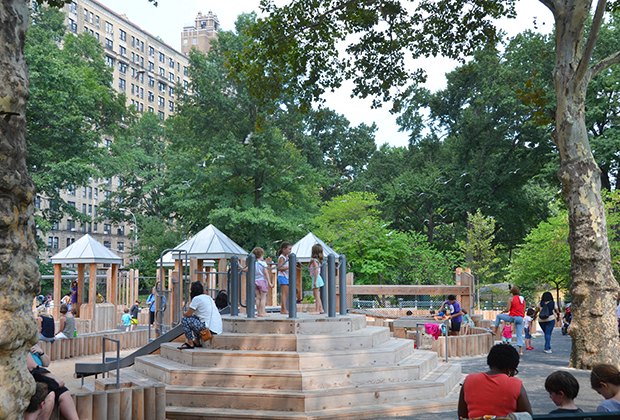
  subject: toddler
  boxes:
[121,307,131,331]
[501,321,512,344]
[524,307,536,350]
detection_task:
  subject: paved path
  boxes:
[409,327,604,419]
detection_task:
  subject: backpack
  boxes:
[539,302,552,319]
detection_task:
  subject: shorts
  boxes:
[450,321,461,332]
[313,275,324,289]
[278,275,289,286]
[524,327,531,339]
[255,279,269,293]
[130,318,138,325]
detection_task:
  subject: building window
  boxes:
[94,205,97,217]
[68,18,77,33]
[138,102,144,112]
[83,8,88,21]
[169,72,175,82]
[169,58,174,68]
[159,67,165,77]
[66,185,76,196]
[68,1,77,14]
[117,225,125,236]
[82,187,87,198]
[88,187,93,199]
[192,38,197,45]
[148,46,154,57]
[148,106,154,113]
[94,188,98,199]
[118,242,125,252]
[158,111,164,120]
[148,76,155,88]
[88,204,92,215]
[158,96,164,107]
[119,78,126,90]
[158,82,165,92]
[67,219,75,231]
[104,138,112,149]
[67,201,76,208]
[148,61,154,71]
[105,21,113,34]
[168,86,174,97]
[148,91,154,102]
[35,195,41,209]
[139,56,144,67]
[183,80,189,89]
[105,38,114,51]
[119,62,127,74]
[168,100,174,112]
[95,15,100,28]
[119,29,126,41]
[158,52,165,63]
[66,237,75,247]
[104,240,111,249]
[104,223,111,234]
[93,222,98,232]
[82,203,87,214]
[183,66,188,76]
[120,46,126,56]
[52,221,59,230]
[139,87,144,99]
[139,40,145,52]
[105,56,114,67]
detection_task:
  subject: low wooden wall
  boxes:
[66,384,166,420]
[430,327,494,357]
[39,329,148,361]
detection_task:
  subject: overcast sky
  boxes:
[102,0,553,147]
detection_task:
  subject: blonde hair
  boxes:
[252,247,265,259]
[311,244,324,262]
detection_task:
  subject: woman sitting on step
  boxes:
[458,343,532,419]
[179,281,223,350]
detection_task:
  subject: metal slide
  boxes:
[74,324,184,378]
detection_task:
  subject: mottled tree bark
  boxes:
[547,0,620,369]
[0,0,39,417]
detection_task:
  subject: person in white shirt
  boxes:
[178,281,223,350]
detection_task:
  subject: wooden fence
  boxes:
[39,329,148,361]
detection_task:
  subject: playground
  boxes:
[34,224,612,419]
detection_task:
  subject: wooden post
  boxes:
[129,269,135,307]
[133,269,140,303]
[89,263,97,329]
[92,391,108,420]
[106,267,112,304]
[107,389,121,420]
[132,387,145,420]
[120,388,132,420]
[174,258,183,308]
[109,264,118,305]
[296,264,303,302]
[53,263,62,319]
[190,257,199,283]
[155,384,166,420]
[76,393,93,420]
[197,259,204,284]
[77,263,85,314]
[217,258,227,292]
[144,386,156,420]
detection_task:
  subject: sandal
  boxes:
[177,342,194,350]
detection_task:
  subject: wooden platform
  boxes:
[122,314,463,419]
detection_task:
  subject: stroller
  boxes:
[561,305,572,335]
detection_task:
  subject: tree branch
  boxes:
[538,0,557,16]
[591,50,620,78]
[576,0,607,82]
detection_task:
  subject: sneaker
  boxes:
[544,349,552,354]
[526,346,534,351]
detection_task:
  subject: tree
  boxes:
[26,6,126,226]
[509,211,571,305]
[242,0,620,368]
[461,209,502,285]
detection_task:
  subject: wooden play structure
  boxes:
[50,234,126,332]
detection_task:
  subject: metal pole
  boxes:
[230,256,239,316]
[246,253,256,318]
[320,261,327,313]
[339,254,347,315]
[288,253,297,318]
[327,254,336,318]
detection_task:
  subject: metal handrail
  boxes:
[102,337,121,389]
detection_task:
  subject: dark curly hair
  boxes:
[487,343,520,371]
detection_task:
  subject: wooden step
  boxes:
[164,381,450,412]
[222,314,367,335]
[196,327,390,352]
[134,351,439,390]
[159,337,418,370]
[166,392,459,420]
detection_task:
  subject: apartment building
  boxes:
[40,0,196,265]
[181,11,219,55]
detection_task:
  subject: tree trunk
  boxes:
[552,1,620,369]
[0,0,38,417]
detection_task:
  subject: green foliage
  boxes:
[132,216,184,278]
[460,209,502,284]
[26,7,126,226]
[603,190,620,280]
[314,192,455,284]
[508,210,570,299]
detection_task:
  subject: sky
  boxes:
[102,0,553,147]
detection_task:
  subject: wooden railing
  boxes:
[38,329,148,361]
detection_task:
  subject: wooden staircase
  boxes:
[127,314,462,419]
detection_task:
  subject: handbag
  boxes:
[199,300,215,341]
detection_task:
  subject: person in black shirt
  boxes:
[545,371,583,414]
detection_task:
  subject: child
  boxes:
[253,247,273,317]
[121,308,131,331]
[434,311,449,322]
[277,242,292,315]
[462,309,475,335]
[545,371,583,414]
[501,321,512,344]
[524,307,536,350]
[590,364,620,412]
[129,300,141,331]
[308,244,325,314]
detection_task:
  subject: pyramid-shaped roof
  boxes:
[156,251,215,268]
[171,224,247,259]
[291,232,338,263]
[51,234,122,265]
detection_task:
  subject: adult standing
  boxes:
[492,286,526,354]
[440,295,463,336]
[458,343,532,418]
[178,281,223,349]
[537,291,560,354]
